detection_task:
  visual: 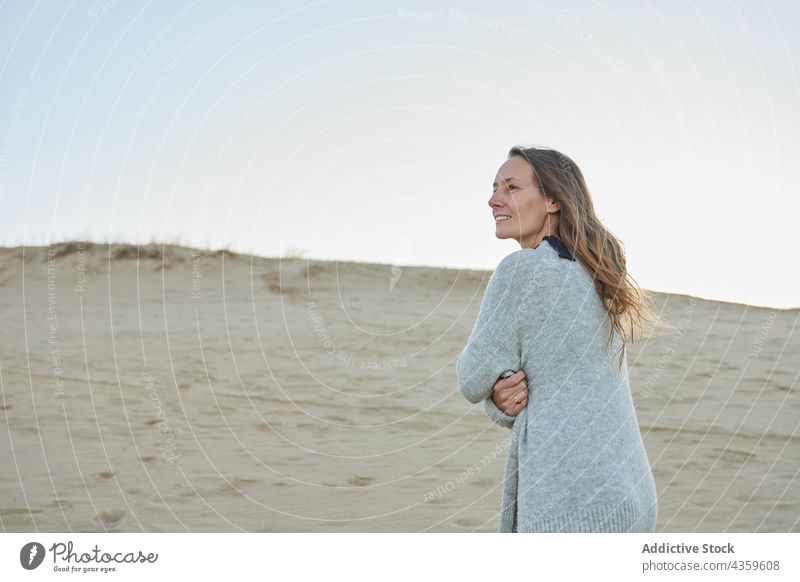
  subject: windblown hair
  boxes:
[508,145,676,371]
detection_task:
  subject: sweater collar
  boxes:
[537,235,576,261]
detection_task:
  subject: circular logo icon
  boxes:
[20,542,46,570]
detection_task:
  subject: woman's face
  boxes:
[489,155,560,249]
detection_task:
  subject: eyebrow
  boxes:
[492,177,521,187]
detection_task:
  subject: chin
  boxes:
[495,223,517,239]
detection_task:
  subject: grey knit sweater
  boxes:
[456,236,657,532]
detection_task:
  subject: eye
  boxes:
[508,184,518,190]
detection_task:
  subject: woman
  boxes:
[456,146,670,533]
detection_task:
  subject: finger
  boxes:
[499,370,525,387]
[507,390,526,408]
[500,378,526,397]
[499,382,519,398]
[504,395,520,412]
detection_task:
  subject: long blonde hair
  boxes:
[509,145,676,371]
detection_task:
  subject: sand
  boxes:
[0,241,797,532]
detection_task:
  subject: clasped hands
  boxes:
[491,370,528,416]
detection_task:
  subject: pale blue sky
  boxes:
[1,0,798,308]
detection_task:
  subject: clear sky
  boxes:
[1,0,798,308]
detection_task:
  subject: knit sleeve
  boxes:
[483,397,517,428]
[456,251,534,404]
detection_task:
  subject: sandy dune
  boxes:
[0,242,797,532]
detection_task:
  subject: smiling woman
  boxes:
[457,145,675,532]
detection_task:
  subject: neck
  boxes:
[521,227,560,250]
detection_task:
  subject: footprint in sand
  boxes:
[91,471,115,480]
[455,517,483,528]
[297,422,330,432]
[347,475,375,486]
[712,447,756,463]
[257,422,283,432]
[326,415,353,426]
[47,499,74,509]
[96,510,127,527]
[2,507,44,515]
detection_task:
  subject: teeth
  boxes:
[495,216,511,221]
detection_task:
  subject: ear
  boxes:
[546,196,561,213]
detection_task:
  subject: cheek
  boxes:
[517,198,545,224]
